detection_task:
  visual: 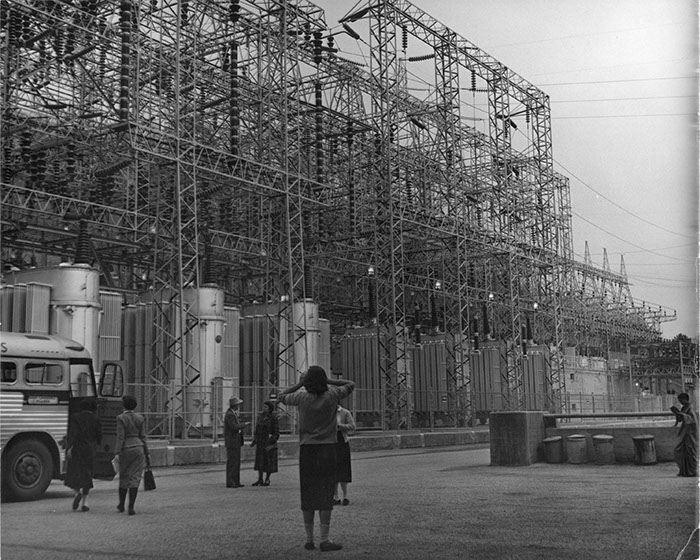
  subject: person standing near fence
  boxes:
[64,398,102,512]
[250,400,280,486]
[114,395,150,515]
[670,392,698,477]
[224,396,250,488]
[277,366,355,552]
[333,404,355,506]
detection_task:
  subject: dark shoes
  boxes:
[319,541,342,552]
[342,498,350,506]
[262,480,270,486]
[252,480,263,486]
[117,505,125,513]
[81,506,90,512]
[227,483,245,488]
[304,543,315,550]
[72,493,82,511]
[332,499,341,505]
[128,509,135,515]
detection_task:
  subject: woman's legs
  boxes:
[253,470,264,485]
[117,487,127,512]
[303,510,315,548]
[80,488,90,510]
[128,487,138,514]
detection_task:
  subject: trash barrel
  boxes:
[632,434,657,465]
[592,434,615,464]
[566,434,587,464]
[543,436,563,463]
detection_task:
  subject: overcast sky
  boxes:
[314,0,699,340]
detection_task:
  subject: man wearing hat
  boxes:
[224,396,250,488]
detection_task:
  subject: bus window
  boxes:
[70,363,96,397]
[1,362,17,383]
[25,362,63,385]
[100,363,124,397]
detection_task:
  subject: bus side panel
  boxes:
[0,392,67,472]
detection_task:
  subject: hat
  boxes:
[229,396,243,407]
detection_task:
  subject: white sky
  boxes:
[313,0,699,340]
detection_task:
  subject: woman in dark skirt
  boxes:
[333,405,356,506]
[64,398,102,512]
[251,400,280,486]
[277,366,355,552]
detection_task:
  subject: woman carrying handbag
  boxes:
[114,395,150,515]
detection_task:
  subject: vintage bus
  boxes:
[1,332,125,501]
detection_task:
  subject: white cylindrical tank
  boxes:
[7,265,102,362]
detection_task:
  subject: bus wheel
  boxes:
[4,440,53,501]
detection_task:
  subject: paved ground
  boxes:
[1,444,698,560]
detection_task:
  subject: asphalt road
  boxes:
[1,444,698,560]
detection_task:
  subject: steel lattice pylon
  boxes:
[1,0,674,428]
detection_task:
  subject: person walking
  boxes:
[224,396,250,488]
[64,398,102,512]
[670,392,698,477]
[333,404,356,506]
[114,395,150,515]
[277,366,355,552]
[250,400,280,486]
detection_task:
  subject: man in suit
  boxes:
[224,396,250,488]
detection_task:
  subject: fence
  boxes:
[125,380,679,440]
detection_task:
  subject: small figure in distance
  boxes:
[251,400,280,486]
[670,392,697,477]
[333,404,356,506]
[224,396,250,488]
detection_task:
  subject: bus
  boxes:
[1,332,125,501]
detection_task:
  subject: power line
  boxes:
[556,160,693,239]
[551,94,694,103]
[552,112,695,119]
[537,76,696,87]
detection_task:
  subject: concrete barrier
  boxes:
[145,428,490,468]
[489,411,546,466]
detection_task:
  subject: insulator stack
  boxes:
[21,12,31,44]
[64,22,75,65]
[20,130,31,162]
[368,277,377,320]
[482,303,490,336]
[74,220,92,265]
[9,11,20,48]
[312,31,322,64]
[430,293,437,329]
[471,317,479,349]
[303,263,312,299]
[119,0,132,122]
[521,324,528,354]
[347,123,355,232]
[471,70,476,91]
[203,238,217,285]
[2,143,12,182]
[229,40,239,157]
[405,176,412,205]
[66,143,76,180]
[401,25,408,51]
[476,205,482,228]
[230,0,239,24]
[525,105,530,124]
[315,81,324,183]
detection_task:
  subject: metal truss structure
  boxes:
[1,0,675,428]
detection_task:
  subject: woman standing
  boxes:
[333,404,356,506]
[114,395,150,515]
[277,366,355,552]
[671,392,697,477]
[250,400,280,486]
[64,398,102,512]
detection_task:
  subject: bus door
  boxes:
[95,362,125,479]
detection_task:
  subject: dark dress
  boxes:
[64,410,102,492]
[252,410,279,474]
[673,402,698,477]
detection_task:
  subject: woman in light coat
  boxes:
[333,404,356,505]
[114,395,149,515]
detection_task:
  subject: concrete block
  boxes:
[399,433,425,448]
[489,411,545,466]
[350,435,399,452]
[424,432,457,447]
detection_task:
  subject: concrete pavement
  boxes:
[2,443,698,560]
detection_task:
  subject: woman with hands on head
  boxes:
[276,366,355,552]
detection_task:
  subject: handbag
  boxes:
[111,455,120,475]
[143,467,156,491]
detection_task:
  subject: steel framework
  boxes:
[1,0,675,427]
